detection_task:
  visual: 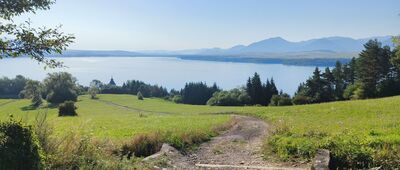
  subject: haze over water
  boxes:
[0,57,317,95]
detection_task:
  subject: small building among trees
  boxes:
[109,77,116,86]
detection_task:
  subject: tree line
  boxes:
[166,82,220,105]
[88,79,168,98]
[0,75,28,98]
[0,73,171,107]
[166,74,280,106]
[293,39,400,104]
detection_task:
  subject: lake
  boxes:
[0,57,318,95]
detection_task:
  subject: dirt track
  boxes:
[167,115,308,170]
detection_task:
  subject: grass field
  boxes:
[1,94,400,168]
[238,96,400,168]
[0,95,232,141]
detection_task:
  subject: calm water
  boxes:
[0,57,317,95]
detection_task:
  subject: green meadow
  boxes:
[0,95,232,141]
[240,96,400,168]
[1,94,400,168]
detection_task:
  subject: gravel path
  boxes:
[167,115,308,169]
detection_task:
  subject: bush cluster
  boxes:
[58,101,78,116]
[120,132,163,159]
[137,91,144,100]
[0,117,45,170]
[207,88,250,106]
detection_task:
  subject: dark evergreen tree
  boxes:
[246,73,280,106]
[322,67,335,101]
[306,67,324,103]
[264,80,271,105]
[251,73,264,105]
[343,57,357,85]
[392,36,400,70]
[270,78,278,95]
[264,78,278,105]
[356,40,391,98]
[332,61,346,100]
[181,82,220,105]
[294,39,400,104]
[246,77,254,103]
[298,67,334,103]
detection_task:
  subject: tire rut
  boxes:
[0,100,16,107]
[94,98,172,115]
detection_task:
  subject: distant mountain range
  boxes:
[55,36,395,66]
[155,35,394,56]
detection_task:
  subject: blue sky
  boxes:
[15,0,400,51]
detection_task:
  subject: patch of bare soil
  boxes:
[151,115,309,170]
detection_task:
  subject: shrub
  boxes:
[322,135,374,169]
[269,93,292,106]
[137,91,144,100]
[171,95,183,103]
[120,132,163,159]
[268,135,318,160]
[88,86,99,99]
[0,117,45,170]
[31,93,43,107]
[167,131,211,151]
[292,95,311,105]
[373,144,400,169]
[343,83,364,100]
[206,88,250,106]
[58,101,78,116]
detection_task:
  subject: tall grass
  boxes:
[240,96,400,169]
[29,110,234,169]
[32,111,138,169]
[117,119,234,159]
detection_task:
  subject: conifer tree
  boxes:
[356,40,391,98]
[332,61,345,100]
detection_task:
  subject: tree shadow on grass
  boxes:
[20,103,59,111]
[20,105,38,111]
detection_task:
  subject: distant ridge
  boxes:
[49,35,394,66]
[58,35,393,57]
[195,35,394,55]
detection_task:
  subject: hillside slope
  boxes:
[1,94,399,168]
